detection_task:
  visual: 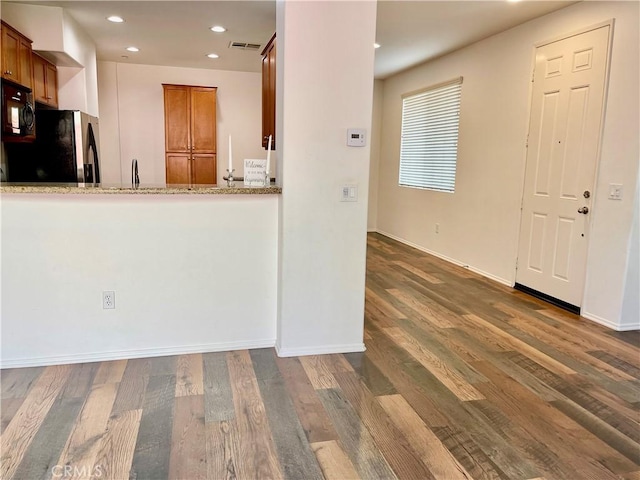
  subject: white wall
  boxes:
[97,62,267,186]
[1,3,99,116]
[580,3,639,329]
[276,0,377,356]
[0,194,279,367]
[620,175,639,330]
[96,62,121,185]
[367,80,383,231]
[58,11,99,115]
[0,3,65,52]
[374,1,639,329]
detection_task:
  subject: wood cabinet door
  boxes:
[261,35,276,150]
[192,154,216,185]
[2,26,20,83]
[164,85,191,152]
[32,54,47,103]
[166,153,191,185]
[18,36,32,89]
[190,87,216,153]
[45,62,58,107]
[32,55,57,107]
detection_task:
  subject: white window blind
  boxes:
[399,77,463,192]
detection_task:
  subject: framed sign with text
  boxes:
[244,159,267,187]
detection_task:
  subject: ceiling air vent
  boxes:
[229,41,262,52]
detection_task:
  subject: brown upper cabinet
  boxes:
[261,33,276,150]
[163,84,217,185]
[1,21,33,90]
[32,53,58,108]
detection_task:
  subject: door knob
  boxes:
[578,206,589,214]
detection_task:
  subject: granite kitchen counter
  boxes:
[0,183,282,195]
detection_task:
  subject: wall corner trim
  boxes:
[0,339,277,369]
[375,230,513,287]
[581,311,636,332]
[275,343,366,358]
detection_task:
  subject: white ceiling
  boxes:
[374,0,576,78]
[7,0,577,79]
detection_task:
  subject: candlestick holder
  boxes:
[224,169,235,187]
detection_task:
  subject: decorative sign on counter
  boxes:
[244,159,267,187]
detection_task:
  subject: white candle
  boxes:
[228,135,233,172]
[266,135,272,182]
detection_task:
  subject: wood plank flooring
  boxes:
[1,232,638,479]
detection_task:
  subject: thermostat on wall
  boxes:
[347,128,366,147]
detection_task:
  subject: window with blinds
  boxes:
[399,77,463,192]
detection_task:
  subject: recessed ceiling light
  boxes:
[126,47,139,52]
[207,53,219,59]
[107,16,124,23]
[374,43,381,49]
[210,26,226,33]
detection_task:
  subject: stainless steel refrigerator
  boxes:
[5,110,100,185]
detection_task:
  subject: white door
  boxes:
[516,25,611,308]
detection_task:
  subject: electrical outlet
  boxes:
[609,183,623,200]
[103,291,115,309]
[435,223,440,234]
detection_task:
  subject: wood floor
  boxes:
[2,232,639,480]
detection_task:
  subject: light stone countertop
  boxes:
[0,183,282,195]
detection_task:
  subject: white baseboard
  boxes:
[0,339,277,369]
[374,229,513,287]
[275,342,366,358]
[581,312,639,332]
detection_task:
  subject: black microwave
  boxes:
[1,80,35,142]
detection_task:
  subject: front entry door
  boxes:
[516,25,611,308]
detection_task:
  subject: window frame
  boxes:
[398,76,463,193]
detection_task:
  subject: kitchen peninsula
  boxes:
[0,183,282,194]
[1,184,281,367]
[1,0,377,371]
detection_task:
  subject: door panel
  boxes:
[18,37,32,90]
[527,213,547,273]
[560,86,590,200]
[516,25,610,307]
[164,86,190,152]
[192,154,216,185]
[534,91,560,196]
[2,27,19,83]
[45,63,58,107]
[33,55,47,103]
[553,217,574,280]
[190,88,216,153]
[166,153,190,185]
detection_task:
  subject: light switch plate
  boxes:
[341,184,358,202]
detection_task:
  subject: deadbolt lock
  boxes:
[583,190,591,199]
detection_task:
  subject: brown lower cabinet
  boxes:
[166,153,216,185]
[163,84,217,185]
